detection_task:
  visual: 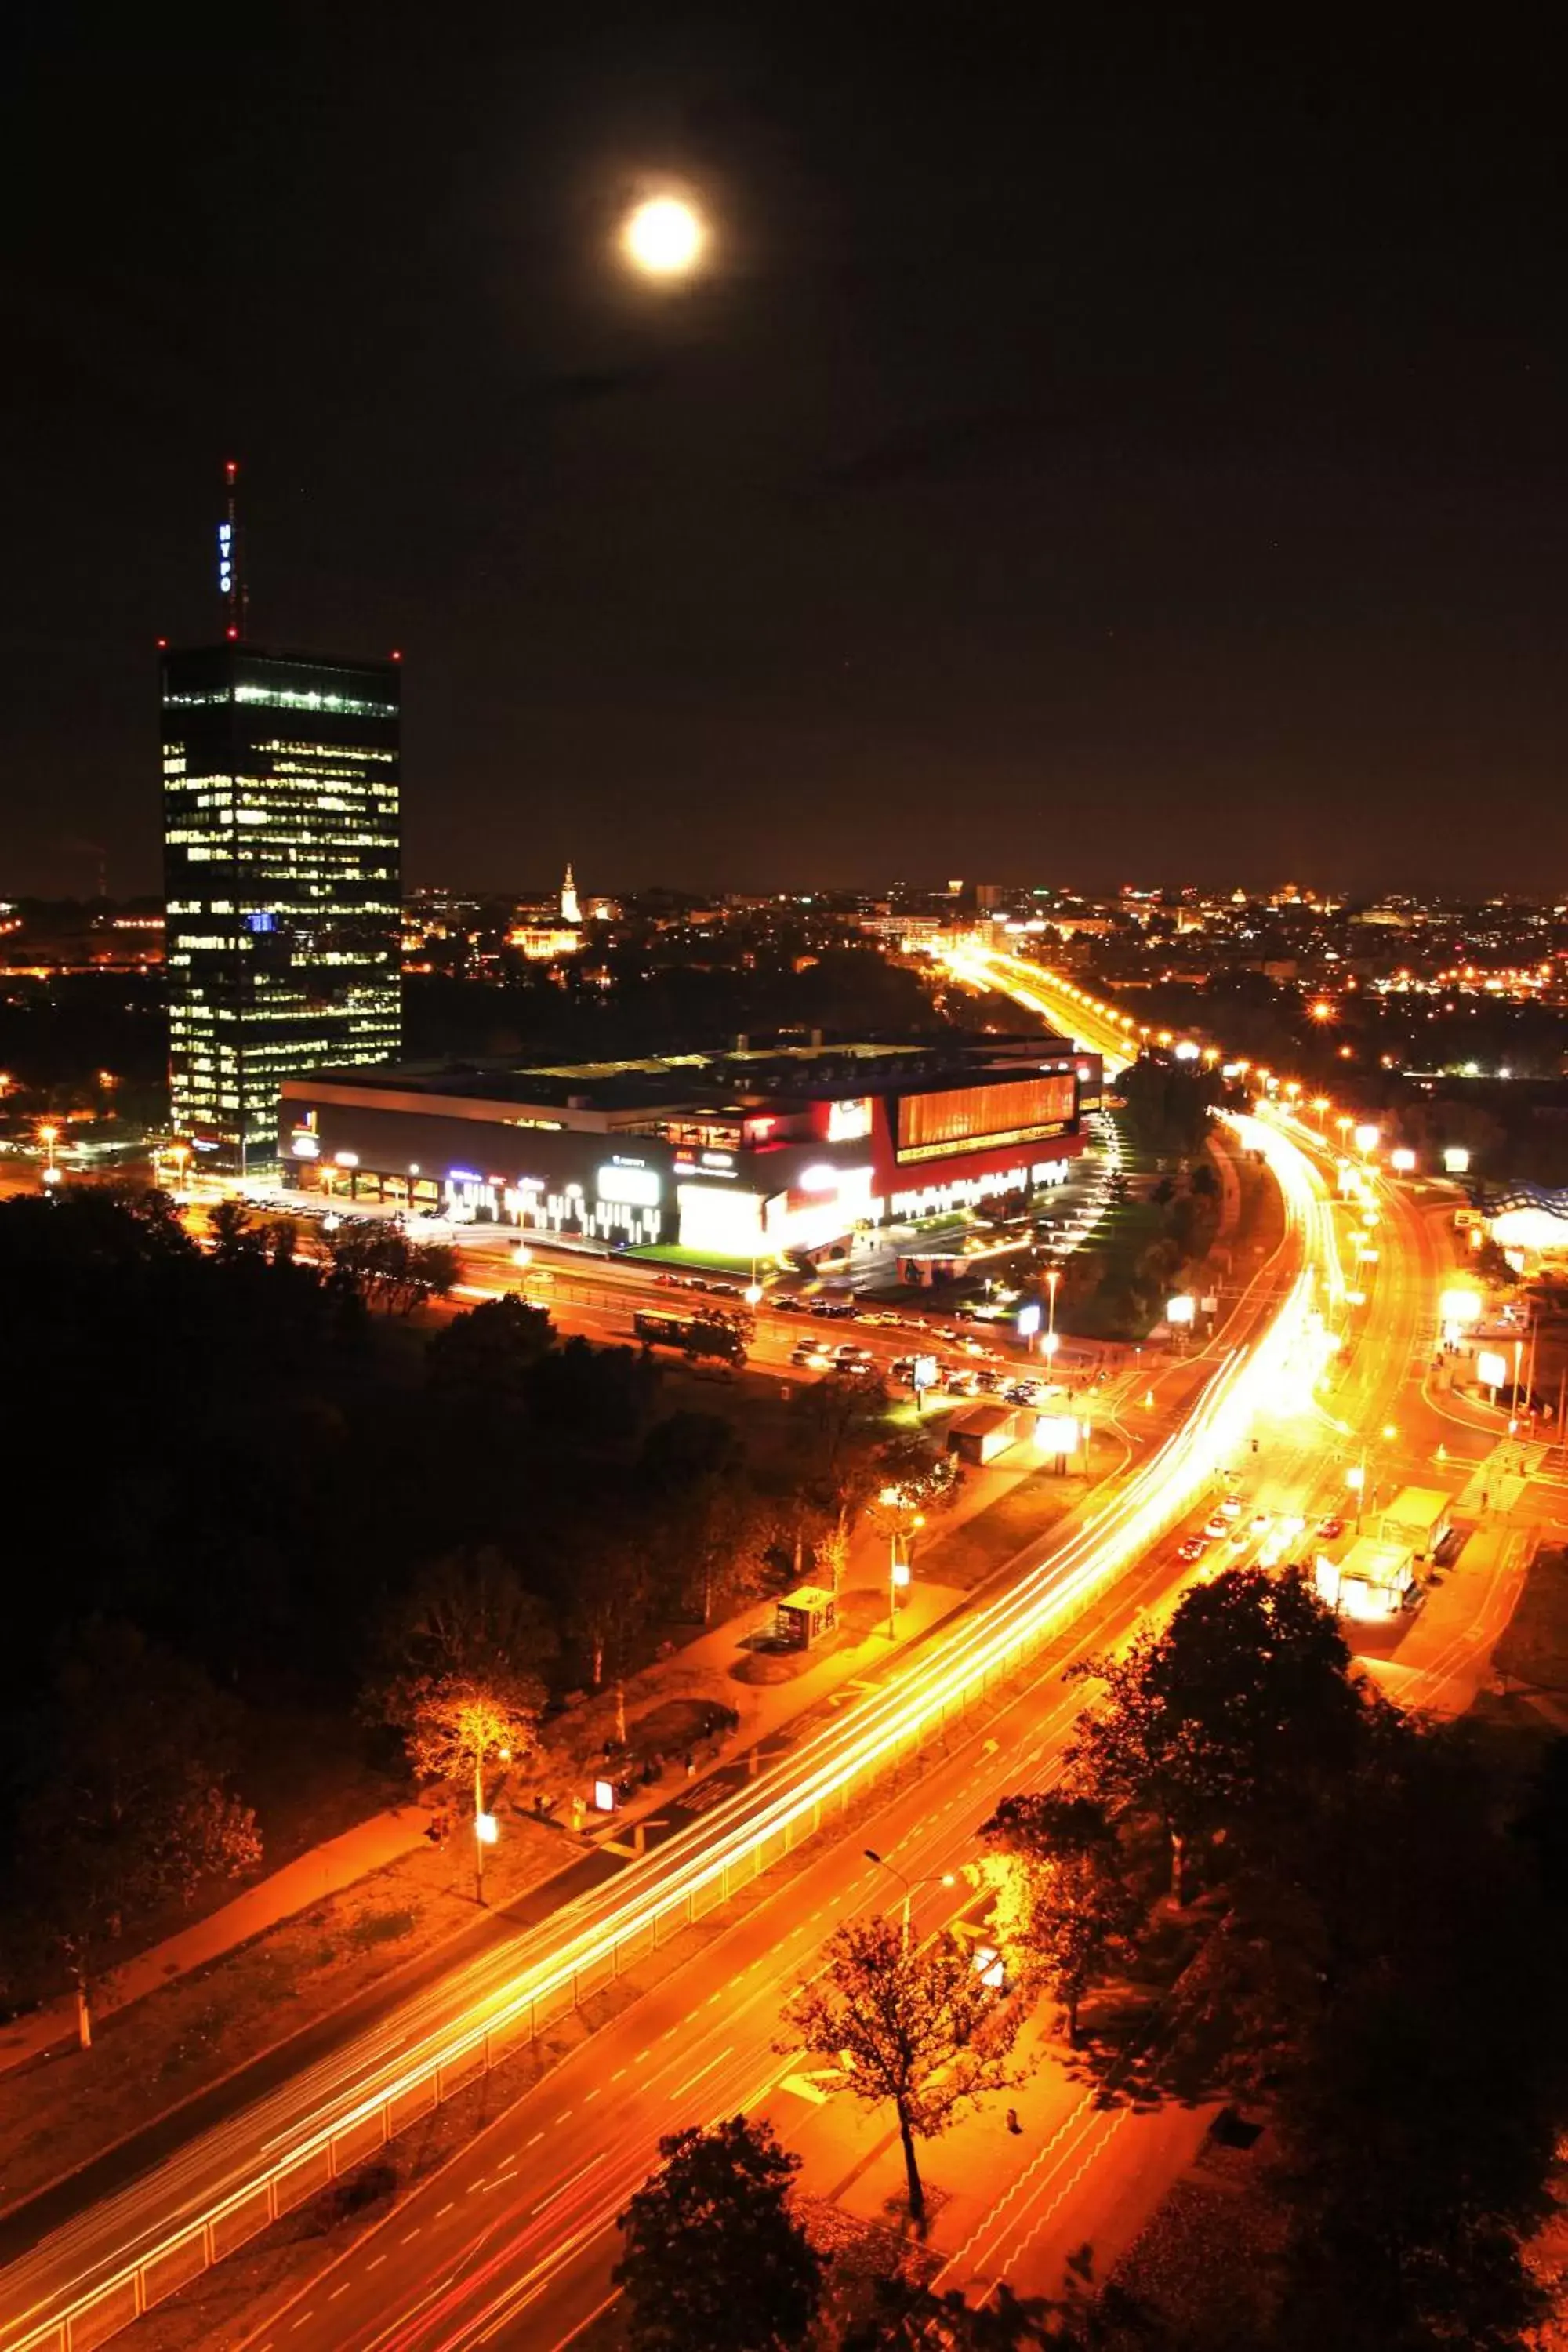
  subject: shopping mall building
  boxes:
[277,1033,1102,1260]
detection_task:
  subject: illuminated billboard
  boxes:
[827,1097,873,1142]
[895,1073,1074,1164]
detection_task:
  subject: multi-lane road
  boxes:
[0,1096,1324,2352]
[0,955,1537,2352]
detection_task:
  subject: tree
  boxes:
[1118,1058,1221,1160]
[1260,1725,1566,2352]
[979,1793,1138,2042]
[1065,1566,1363,1899]
[375,1545,557,1693]
[525,1334,661,1444]
[840,2274,1098,2350]
[787,1914,1021,2227]
[681,1305,755,1374]
[326,1225,458,1315]
[426,1293,555,1400]
[15,1621,260,2043]
[787,1367,891,1533]
[874,1429,962,1521]
[640,1411,771,1623]
[371,1549,553,1878]
[568,1539,652,1693]
[207,1198,263,1262]
[613,2115,826,2352]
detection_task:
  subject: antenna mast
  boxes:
[218,459,246,641]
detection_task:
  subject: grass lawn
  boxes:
[1493,1545,1568,1694]
[1060,1192,1166,1341]
[625,1242,768,1276]
[913,1450,1100,1591]
[0,1811,564,2220]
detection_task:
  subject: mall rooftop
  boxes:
[307,1029,1082,1120]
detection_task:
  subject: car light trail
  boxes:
[0,1120,1330,2352]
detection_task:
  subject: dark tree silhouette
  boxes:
[613,2115,826,2352]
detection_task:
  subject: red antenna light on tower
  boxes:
[218,459,246,641]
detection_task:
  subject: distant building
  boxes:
[162,641,401,1171]
[506,924,581,960]
[561,862,580,924]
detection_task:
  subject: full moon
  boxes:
[622,195,705,278]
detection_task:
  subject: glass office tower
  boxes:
[162,643,401,1174]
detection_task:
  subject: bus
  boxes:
[633,1310,696,1350]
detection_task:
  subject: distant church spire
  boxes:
[561,862,580,924]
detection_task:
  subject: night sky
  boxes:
[3,7,1563,898]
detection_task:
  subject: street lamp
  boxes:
[863,1849,956,1951]
[879,1486,920,1638]
[473,1739,512,1906]
[1348,1423,1398,1529]
[38,1122,60,1186]
[1045,1265,1061,1358]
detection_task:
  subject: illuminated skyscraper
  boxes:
[161,641,401,1173]
[561,862,580,924]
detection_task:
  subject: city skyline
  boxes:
[3,9,1564,899]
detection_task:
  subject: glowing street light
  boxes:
[1353,1122,1381,1158]
[622,194,706,278]
[863,1849,956,1951]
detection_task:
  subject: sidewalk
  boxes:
[0,1806,430,2078]
[793,2002,1217,2304]
[1355,1521,1535,1718]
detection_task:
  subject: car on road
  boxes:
[1177,1534,1209,1562]
[1203,1513,1230,1540]
[773,1295,805,1314]
[1249,1512,1272,1539]
[1218,1494,1243,1522]
[1316,1515,1345,1541]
